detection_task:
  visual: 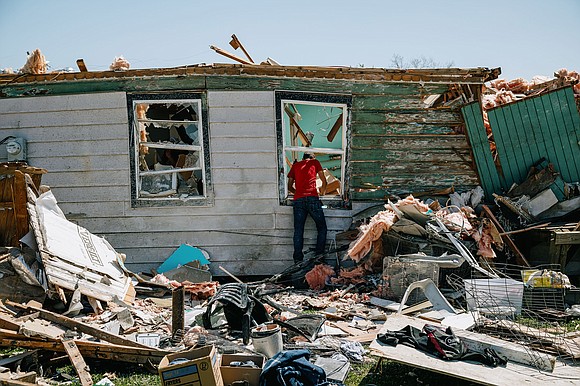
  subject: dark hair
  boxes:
[302,152,315,160]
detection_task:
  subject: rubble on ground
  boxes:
[0,163,578,385]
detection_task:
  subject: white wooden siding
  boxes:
[0,91,356,276]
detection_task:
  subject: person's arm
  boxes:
[317,170,327,196]
[287,177,296,194]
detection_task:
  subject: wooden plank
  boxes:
[350,185,480,201]
[211,152,275,169]
[43,186,129,203]
[0,313,21,331]
[351,161,476,178]
[130,195,292,216]
[554,231,580,245]
[209,137,275,153]
[352,110,462,125]
[370,315,560,383]
[350,174,477,190]
[13,171,28,246]
[77,212,276,233]
[0,77,207,98]
[205,76,448,95]
[0,108,127,128]
[351,134,470,150]
[172,287,185,339]
[350,147,473,163]
[352,95,429,110]
[26,154,129,174]
[207,90,273,107]
[481,205,530,266]
[209,121,276,137]
[61,339,93,386]
[43,170,130,188]
[208,106,274,123]
[211,168,278,183]
[354,122,456,135]
[0,336,168,364]
[346,331,380,343]
[6,301,151,350]
[0,379,38,386]
[0,92,126,113]
[27,138,129,158]
[351,174,479,190]
[0,123,128,142]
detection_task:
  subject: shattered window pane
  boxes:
[281,100,347,199]
[133,100,206,200]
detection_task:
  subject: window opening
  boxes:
[131,98,207,201]
[280,98,348,201]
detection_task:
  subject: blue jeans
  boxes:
[292,196,327,262]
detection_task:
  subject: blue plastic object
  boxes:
[156,244,210,274]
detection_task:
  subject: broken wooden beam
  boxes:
[481,205,530,266]
[284,105,312,147]
[0,331,168,365]
[61,339,93,386]
[229,34,254,63]
[76,59,88,72]
[327,113,343,142]
[172,286,185,341]
[209,45,254,65]
[5,301,151,349]
[0,379,38,386]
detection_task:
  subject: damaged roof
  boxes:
[0,63,501,86]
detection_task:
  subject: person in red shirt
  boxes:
[287,152,327,262]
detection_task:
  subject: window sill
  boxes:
[131,196,214,208]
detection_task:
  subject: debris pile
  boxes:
[20,49,47,75]
[109,56,130,71]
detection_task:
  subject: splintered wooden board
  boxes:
[62,339,93,386]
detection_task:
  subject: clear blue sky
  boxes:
[1,0,578,81]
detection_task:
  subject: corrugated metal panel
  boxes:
[461,102,503,199]
[487,87,580,187]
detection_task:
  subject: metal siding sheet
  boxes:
[461,102,503,198]
[487,87,580,188]
[487,104,520,187]
[543,91,571,179]
[549,90,580,179]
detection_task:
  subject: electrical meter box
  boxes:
[6,137,26,162]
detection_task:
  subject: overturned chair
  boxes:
[202,283,270,344]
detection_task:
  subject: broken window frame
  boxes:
[127,92,213,208]
[275,91,352,208]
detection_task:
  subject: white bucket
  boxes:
[251,324,283,359]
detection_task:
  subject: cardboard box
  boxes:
[220,354,264,386]
[158,345,223,386]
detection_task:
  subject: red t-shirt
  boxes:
[288,159,322,200]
